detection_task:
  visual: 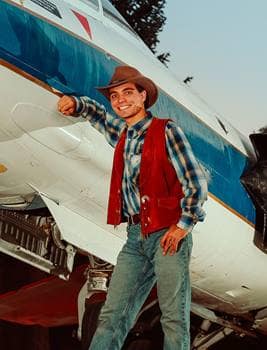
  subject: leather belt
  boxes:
[127,214,140,225]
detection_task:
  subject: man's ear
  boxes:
[141,90,147,104]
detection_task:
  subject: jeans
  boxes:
[89,224,193,350]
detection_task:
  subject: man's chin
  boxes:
[117,112,134,119]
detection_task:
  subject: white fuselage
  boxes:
[0,0,266,333]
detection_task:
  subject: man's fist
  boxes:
[58,95,76,116]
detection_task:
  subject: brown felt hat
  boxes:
[97,66,158,108]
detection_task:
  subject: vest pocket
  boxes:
[157,197,180,210]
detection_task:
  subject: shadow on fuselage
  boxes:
[5,8,66,85]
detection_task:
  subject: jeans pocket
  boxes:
[176,238,184,253]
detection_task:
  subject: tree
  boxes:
[110,0,170,66]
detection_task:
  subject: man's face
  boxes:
[109,82,147,121]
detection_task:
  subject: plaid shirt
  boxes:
[74,96,207,231]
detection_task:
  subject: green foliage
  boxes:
[110,0,170,66]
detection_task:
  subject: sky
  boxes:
[158,0,267,136]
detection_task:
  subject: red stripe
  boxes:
[72,10,92,39]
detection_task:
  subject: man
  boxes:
[58,66,207,350]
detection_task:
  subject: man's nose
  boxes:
[118,95,126,103]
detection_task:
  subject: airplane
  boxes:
[0,0,266,349]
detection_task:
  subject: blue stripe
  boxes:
[0,1,255,223]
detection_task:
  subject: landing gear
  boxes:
[191,319,233,349]
[81,301,104,350]
[190,304,260,350]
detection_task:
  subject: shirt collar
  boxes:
[127,112,153,136]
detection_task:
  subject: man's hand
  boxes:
[160,224,188,256]
[57,95,76,116]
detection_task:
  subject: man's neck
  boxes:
[125,110,147,127]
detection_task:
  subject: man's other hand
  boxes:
[58,95,76,116]
[160,224,188,256]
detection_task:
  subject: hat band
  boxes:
[110,79,125,85]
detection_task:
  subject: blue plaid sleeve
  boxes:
[73,96,125,148]
[165,121,208,231]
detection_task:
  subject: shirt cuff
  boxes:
[177,213,196,232]
[73,96,83,114]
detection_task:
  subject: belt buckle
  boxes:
[128,214,139,225]
[128,215,134,225]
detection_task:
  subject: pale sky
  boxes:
[158,0,267,136]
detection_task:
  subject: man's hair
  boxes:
[135,84,145,93]
[135,84,148,108]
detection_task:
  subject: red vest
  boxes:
[107,117,184,235]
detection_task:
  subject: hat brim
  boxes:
[96,76,158,109]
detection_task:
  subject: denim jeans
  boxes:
[89,224,193,350]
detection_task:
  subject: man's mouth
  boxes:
[118,105,131,111]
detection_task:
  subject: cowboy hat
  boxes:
[97,66,158,108]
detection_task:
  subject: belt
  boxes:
[127,214,140,225]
